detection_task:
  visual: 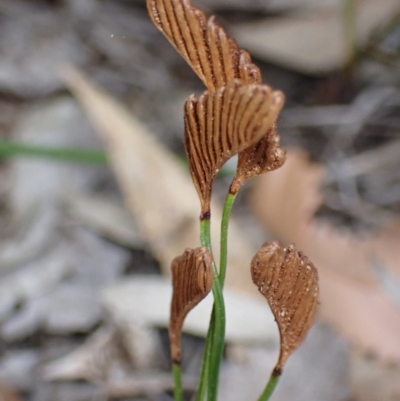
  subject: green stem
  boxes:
[172,363,184,401]
[207,287,225,401]
[342,0,357,68]
[195,308,215,401]
[0,140,108,165]
[200,218,226,401]
[196,193,236,400]
[219,193,236,286]
[257,370,281,401]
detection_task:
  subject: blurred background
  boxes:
[0,0,400,400]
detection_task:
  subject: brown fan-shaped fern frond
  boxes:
[251,242,319,372]
[147,0,261,89]
[147,0,286,191]
[184,82,284,216]
[170,247,213,364]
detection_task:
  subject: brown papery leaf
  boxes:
[231,123,286,194]
[0,383,24,401]
[184,82,284,215]
[147,0,261,89]
[170,247,213,364]
[251,241,319,372]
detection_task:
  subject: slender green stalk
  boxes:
[172,363,184,401]
[342,0,357,68]
[207,286,225,401]
[195,308,215,401]
[0,140,108,165]
[196,193,236,401]
[200,218,215,261]
[257,370,281,401]
[219,192,237,286]
[200,219,226,401]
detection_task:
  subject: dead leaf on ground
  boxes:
[0,382,24,401]
[218,323,350,401]
[101,276,278,345]
[251,149,400,361]
[65,192,144,249]
[105,372,197,399]
[231,0,400,74]
[350,349,400,401]
[196,0,340,12]
[42,327,122,383]
[42,326,193,397]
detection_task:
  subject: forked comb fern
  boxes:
[145,1,320,401]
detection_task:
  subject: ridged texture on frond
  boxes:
[231,123,286,193]
[184,83,284,215]
[147,0,286,200]
[251,242,319,372]
[169,247,213,363]
[147,0,261,89]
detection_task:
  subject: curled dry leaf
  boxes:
[251,241,319,372]
[170,247,213,363]
[147,0,286,191]
[184,82,284,215]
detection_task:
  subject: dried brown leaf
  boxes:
[251,241,319,371]
[169,247,213,363]
[42,327,123,382]
[43,327,189,397]
[0,383,24,401]
[185,82,284,214]
[147,0,286,189]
